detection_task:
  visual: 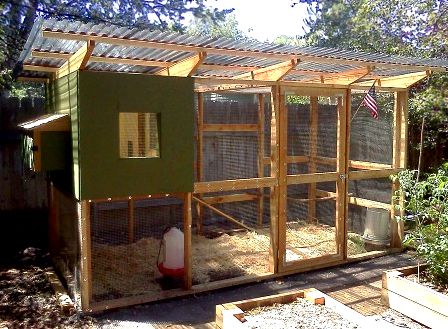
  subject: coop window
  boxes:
[119,112,160,158]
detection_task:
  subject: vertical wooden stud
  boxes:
[308,97,318,223]
[257,94,265,227]
[336,92,349,259]
[278,86,288,271]
[196,93,204,235]
[269,86,280,273]
[183,192,192,290]
[128,198,134,243]
[390,90,408,248]
[79,200,92,312]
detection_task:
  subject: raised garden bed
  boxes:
[382,264,448,329]
[216,288,374,329]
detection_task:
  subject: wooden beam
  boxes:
[390,90,408,248]
[270,85,281,273]
[55,40,95,79]
[194,177,276,194]
[349,168,401,180]
[308,97,318,223]
[79,200,92,312]
[277,86,287,269]
[287,172,339,185]
[196,93,204,235]
[43,30,446,71]
[356,71,431,89]
[301,68,373,85]
[349,160,392,170]
[16,76,50,83]
[349,196,392,211]
[79,40,95,70]
[202,124,258,132]
[155,52,206,77]
[257,94,265,227]
[23,64,58,73]
[233,59,299,81]
[192,196,255,232]
[336,94,349,258]
[183,193,192,290]
[202,193,259,204]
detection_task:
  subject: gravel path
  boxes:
[244,299,359,329]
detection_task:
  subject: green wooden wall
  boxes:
[76,71,194,200]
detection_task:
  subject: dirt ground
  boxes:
[0,247,100,328]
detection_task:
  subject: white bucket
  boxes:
[363,208,390,246]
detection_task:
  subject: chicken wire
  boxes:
[89,196,185,302]
[192,188,271,285]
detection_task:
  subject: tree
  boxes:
[0,0,232,92]
[294,0,448,171]
[187,13,247,40]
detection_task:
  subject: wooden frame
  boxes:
[382,265,448,328]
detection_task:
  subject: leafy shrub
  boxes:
[392,164,448,285]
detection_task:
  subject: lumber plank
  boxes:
[349,160,392,170]
[194,177,276,193]
[336,93,349,258]
[192,196,255,232]
[155,52,206,77]
[202,124,258,132]
[183,193,192,290]
[286,172,339,185]
[202,193,259,204]
[269,85,280,273]
[196,93,204,234]
[79,200,92,312]
[257,94,265,226]
[349,168,401,180]
[308,96,318,223]
[277,86,287,270]
[233,59,298,81]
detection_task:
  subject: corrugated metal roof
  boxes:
[18,18,448,87]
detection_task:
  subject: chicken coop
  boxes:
[17,18,448,312]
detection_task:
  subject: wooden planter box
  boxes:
[216,288,371,329]
[382,265,448,329]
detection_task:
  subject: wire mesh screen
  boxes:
[348,177,393,255]
[192,188,271,285]
[90,196,184,302]
[196,93,270,182]
[51,187,81,305]
[350,92,394,165]
[285,183,338,263]
[287,97,338,174]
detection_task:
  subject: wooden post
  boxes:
[308,97,318,223]
[336,93,349,259]
[79,200,92,312]
[390,90,408,248]
[257,94,265,227]
[275,86,288,272]
[269,85,280,273]
[196,93,204,234]
[183,193,192,290]
[128,198,134,243]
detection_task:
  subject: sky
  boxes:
[206,0,309,42]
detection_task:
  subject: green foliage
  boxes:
[187,13,247,40]
[393,165,448,285]
[296,0,448,170]
[0,0,232,92]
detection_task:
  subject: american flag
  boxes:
[360,83,378,119]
